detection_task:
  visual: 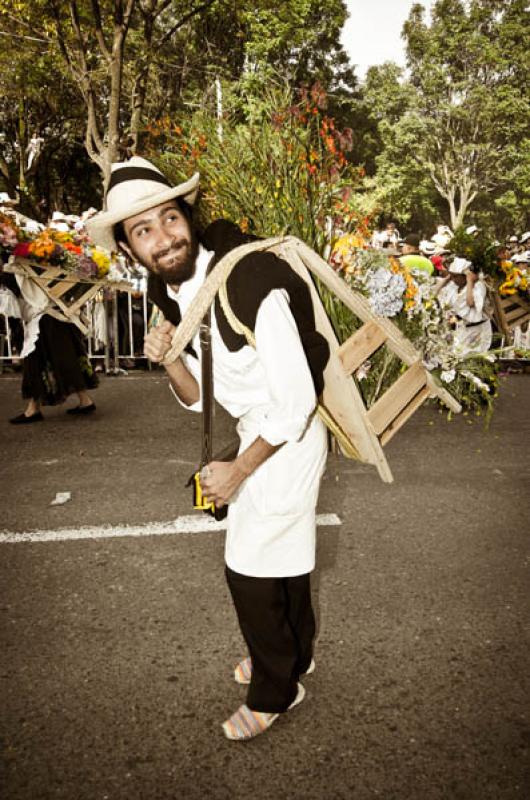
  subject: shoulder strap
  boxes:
[199,308,213,468]
[218,278,255,347]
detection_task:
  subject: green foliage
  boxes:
[145,82,363,255]
[448,228,499,276]
[361,0,530,234]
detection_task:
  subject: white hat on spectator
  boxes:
[49,211,70,232]
[420,240,436,255]
[520,231,530,244]
[465,225,479,236]
[449,257,472,274]
[513,251,530,263]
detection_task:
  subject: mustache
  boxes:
[153,238,189,266]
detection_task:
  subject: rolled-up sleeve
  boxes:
[254,288,317,445]
[168,350,202,413]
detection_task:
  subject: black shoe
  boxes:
[66,403,96,415]
[9,411,44,425]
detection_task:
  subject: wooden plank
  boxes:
[367,361,427,435]
[505,306,530,324]
[338,321,387,374]
[61,285,100,316]
[380,385,431,446]
[35,267,64,282]
[424,373,461,413]
[500,296,530,312]
[280,244,393,482]
[48,280,78,300]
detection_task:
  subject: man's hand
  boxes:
[144,320,176,363]
[200,461,245,508]
[200,437,282,508]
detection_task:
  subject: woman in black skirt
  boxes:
[9,313,98,424]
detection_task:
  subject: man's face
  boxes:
[401,243,416,255]
[450,273,467,288]
[120,201,197,285]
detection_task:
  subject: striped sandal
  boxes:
[222,682,305,741]
[234,656,315,685]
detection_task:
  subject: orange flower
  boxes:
[64,242,82,255]
[29,233,56,259]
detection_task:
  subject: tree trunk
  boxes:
[18,100,27,191]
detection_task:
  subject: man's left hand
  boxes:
[200,461,245,508]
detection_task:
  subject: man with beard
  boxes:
[87,157,329,741]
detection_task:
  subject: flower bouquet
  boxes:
[0,209,133,322]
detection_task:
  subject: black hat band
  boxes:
[108,166,172,193]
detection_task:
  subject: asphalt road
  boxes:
[1,369,529,800]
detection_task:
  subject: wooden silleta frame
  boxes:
[161,236,462,483]
[5,257,134,334]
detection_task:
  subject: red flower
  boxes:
[13,242,31,257]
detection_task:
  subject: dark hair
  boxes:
[113,196,194,249]
[404,233,420,249]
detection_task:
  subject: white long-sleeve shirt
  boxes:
[167,245,327,577]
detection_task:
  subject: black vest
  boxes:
[147,220,329,396]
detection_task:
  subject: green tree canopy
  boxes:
[363,0,530,234]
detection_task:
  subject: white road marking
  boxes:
[0,513,342,544]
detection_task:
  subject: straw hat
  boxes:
[86,156,200,252]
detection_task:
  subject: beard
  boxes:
[135,233,199,286]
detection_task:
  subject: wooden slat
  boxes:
[281,244,393,482]
[367,361,427,436]
[500,296,530,312]
[48,280,78,300]
[338,321,387,374]
[505,306,530,324]
[60,285,100,316]
[380,385,431,446]
[424,373,461,413]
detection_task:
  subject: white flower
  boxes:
[366,268,406,317]
[355,360,371,381]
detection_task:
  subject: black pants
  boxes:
[225,566,315,714]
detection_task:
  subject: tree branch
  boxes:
[157,0,217,48]
[90,0,112,62]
